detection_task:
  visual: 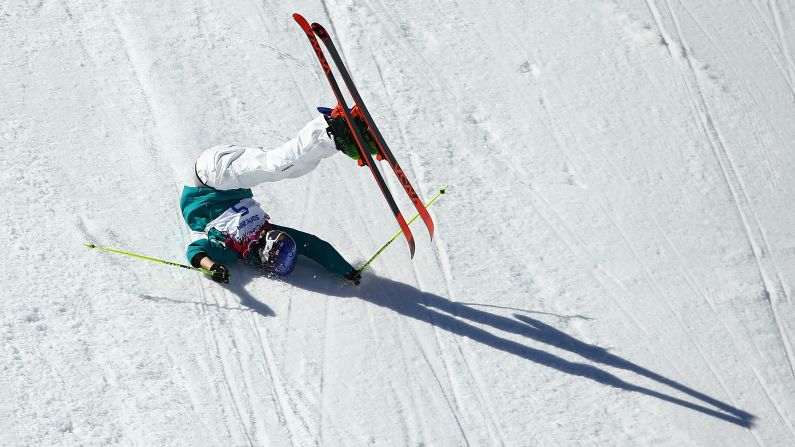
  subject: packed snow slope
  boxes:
[3,0,795,445]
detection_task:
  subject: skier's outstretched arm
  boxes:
[190,252,230,284]
[187,239,235,283]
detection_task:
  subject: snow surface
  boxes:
[2,0,795,445]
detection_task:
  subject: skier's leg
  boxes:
[195,115,337,190]
[270,223,354,278]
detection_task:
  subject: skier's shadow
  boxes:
[224,267,277,317]
[282,267,756,428]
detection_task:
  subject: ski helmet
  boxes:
[256,230,298,276]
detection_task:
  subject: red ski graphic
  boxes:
[311,22,435,241]
[293,13,416,257]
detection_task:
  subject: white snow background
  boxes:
[2,0,795,445]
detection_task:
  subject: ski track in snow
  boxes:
[377,9,513,445]
[535,72,760,440]
[742,0,795,97]
[359,8,509,443]
[365,47,472,445]
[640,1,795,443]
[648,0,795,383]
[374,60,479,446]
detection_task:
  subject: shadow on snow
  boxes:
[234,264,756,428]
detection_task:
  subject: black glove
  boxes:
[344,269,361,286]
[210,263,230,284]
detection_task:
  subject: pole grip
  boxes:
[357,186,449,275]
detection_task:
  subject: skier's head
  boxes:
[256,230,297,276]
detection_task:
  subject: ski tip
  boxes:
[292,13,309,27]
[310,22,329,38]
[84,243,96,249]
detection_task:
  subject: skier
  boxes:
[180,107,376,285]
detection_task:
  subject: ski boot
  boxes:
[320,105,382,165]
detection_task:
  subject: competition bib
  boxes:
[206,198,270,242]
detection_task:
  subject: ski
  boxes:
[293,13,416,257]
[310,22,435,240]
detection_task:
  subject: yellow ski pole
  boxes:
[357,186,449,275]
[84,243,217,277]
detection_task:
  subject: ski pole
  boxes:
[357,186,449,275]
[84,243,217,277]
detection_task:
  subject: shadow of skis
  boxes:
[512,315,755,427]
[226,261,755,428]
[297,271,756,428]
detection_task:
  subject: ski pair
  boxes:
[292,13,434,258]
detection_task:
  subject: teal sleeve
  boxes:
[186,238,239,265]
[270,224,354,277]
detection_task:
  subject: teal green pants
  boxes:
[270,224,354,277]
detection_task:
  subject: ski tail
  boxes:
[293,13,416,257]
[310,22,435,241]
